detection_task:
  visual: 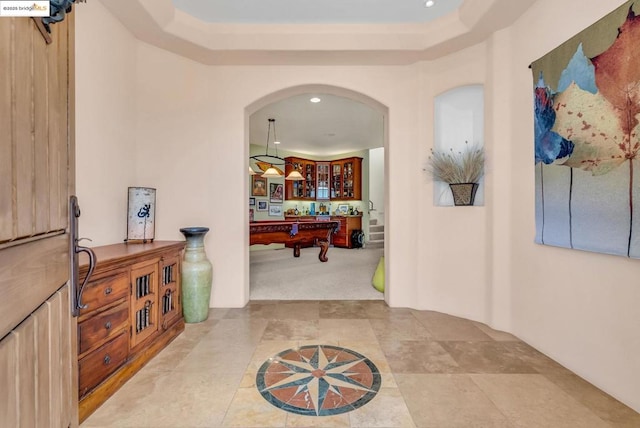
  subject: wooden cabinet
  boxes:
[285,157,316,200]
[160,253,182,330]
[287,156,362,201]
[331,215,363,248]
[316,162,330,200]
[330,157,362,200]
[77,241,185,423]
[283,215,361,249]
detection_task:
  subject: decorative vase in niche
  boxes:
[180,227,213,323]
[449,183,479,206]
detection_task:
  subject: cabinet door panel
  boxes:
[130,260,159,348]
[160,253,181,329]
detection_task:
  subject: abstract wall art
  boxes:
[531,0,640,258]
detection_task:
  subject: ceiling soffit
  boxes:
[99,0,536,65]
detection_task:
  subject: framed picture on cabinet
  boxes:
[257,200,268,211]
[252,176,267,196]
[337,204,349,215]
[270,183,284,203]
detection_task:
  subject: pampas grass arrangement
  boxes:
[426,142,485,183]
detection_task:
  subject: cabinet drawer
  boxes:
[80,271,129,316]
[78,303,129,354]
[79,331,128,397]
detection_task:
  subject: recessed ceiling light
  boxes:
[310,97,321,103]
[425,0,435,7]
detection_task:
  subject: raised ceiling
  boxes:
[99,0,537,66]
[171,0,464,24]
[98,0,536,155]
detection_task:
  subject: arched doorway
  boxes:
[245,84,389,302]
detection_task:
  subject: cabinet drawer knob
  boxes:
[104,321,112,330]
[103,355,111,365]
[104,287,112,295]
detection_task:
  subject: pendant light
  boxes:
[249,118,304,181]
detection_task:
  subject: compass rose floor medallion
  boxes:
[256,345,382,416]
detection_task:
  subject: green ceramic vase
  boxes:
[180,227,213,323]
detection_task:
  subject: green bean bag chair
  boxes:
[372,256,384,293]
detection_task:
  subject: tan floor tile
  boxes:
[412,311,493,341]
[471,374,610,428]
[275,301,321,320]
[349,387,416,427]
[207,307,231,319]
[319,300,413,320]
[379,340,461,374]
[369,317,433,341]
[142,332,204,372]
[318,319,378,342]
[225,301,280,319]
[174,339,256,373]
[207,318,269,345]
[82,301,639,428]
[183,320,217,337]
[544,373,640,427]
[82,370,242,427]
[319,300,373,319]
[395,373,512,428]
[222,387,287,427]
[508,341,572,374]
[263,319,319,340]
[439,341,538,374]
[285,412,351,427]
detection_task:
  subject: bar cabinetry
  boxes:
[284,215,362,249]
[331,215,363,248]
[77,241,185,423]
[285,156,316,200]
[286,156,362,201]
[331,157,362,200]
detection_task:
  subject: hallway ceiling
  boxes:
[250,94,384,157]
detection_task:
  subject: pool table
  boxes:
[249,220,340,262]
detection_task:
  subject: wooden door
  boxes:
[0,15,77,428]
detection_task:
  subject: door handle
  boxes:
[69,195,97,317]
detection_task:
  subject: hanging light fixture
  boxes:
[249,118,304,180]
[285,169,304,181]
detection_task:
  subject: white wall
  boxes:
[75,1,137,245]
[130,45,421,308]
[416,42,490,323]
[505,0,640,412]
[369,147,385,225]
[75,0,640,412]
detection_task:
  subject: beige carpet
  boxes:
[250,246,384,300]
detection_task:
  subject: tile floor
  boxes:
[81,300,640,428]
